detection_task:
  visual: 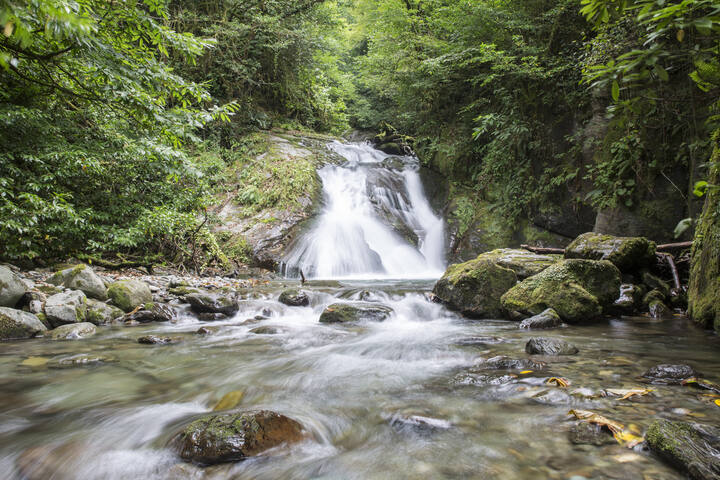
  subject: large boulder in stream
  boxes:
[278,288,309,307]
[186,291,239,316]
[319,302,393,323]
[500,259,621,323]
[107,279,152,312]
[49,322,96,340]
[172,410,305,465]
[0,307,47,339]
[564,232,656,271]
[44,290,88,327]
[525,337,578,356]
[646,420,720,480]
[0,265,27,308]
[85,299,124,325]
[47,264,107,300]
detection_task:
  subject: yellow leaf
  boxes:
[714,399,720,407]
[519,370,533,374]
[677,29,685,42]
[212,390,244,411]
[605,388,653,400]
[546,377,570,387]
[21,357,48,367]
[3,22,12,37]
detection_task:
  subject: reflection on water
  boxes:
[1,279,718,479]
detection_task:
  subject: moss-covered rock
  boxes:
[278,288,309,307]
[186,292,239,316]
[107,279,152,312]
[518,308,562,329]
[171,410,305,465]
[432,256,518,318]
[646,420,720,480]
[47,264,107,300]
[500,259,621,323]
[0,307,47,340]
[319,302,393,323]
[477,249,561,279]
[689,151,720,331]
[0,265,26,308]
[85,299,124,325]
[565,232,656,271]
[44,290,88,327]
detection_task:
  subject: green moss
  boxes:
[689,135,720,331]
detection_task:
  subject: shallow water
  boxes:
[1,279,719,480]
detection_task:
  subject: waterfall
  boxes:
[281,141,445,279]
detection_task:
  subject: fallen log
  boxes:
[655,241,693,252]
[657,253,681,291]
[519,245,565,254]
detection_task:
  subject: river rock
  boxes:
[278,288,309,307]
[643,364,698,384]
[138,335,182,345]
[612,283,641,313]
[453,372,517,386]
[642,271,671,298]
[388,414,451,434]
[171,410,305,465]
[564,232,656,271]
[47,264,107,300]
[0,307,47,339]
[519,308,562,329]
[124,303,177,323]
[569,422,616,446]
[49,322,96,340]
[454,336,506,346]
[107,279,152,312]
[85,299,124,325]
[249,326,281,334]
[319,302,393,323]
[0,265,26,308]
[432,256,517,318]
[186,292,239,316]
[44,290,88,327]
[482,248,562,279]
[649,299,672,319]
[479,355,546,371]
[48,353,115,368]
[525,337,578,355]
[501,259,621,323]
[646,420,720,480]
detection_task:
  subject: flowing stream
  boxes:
[0,143,719,480]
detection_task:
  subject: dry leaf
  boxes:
[21,357,48,367]
[546,377,569,387]
[213,390,245,411]
[567,409,641,448]
[605,388,653,400]
[519,370,533,374]
[682,377,720,394]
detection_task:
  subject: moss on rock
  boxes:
[500,259,621,323]
[107,279,152,312]
[433,257,518,318]
[319,302,393,323]
[646,420,720,479]
[565,232,656,271]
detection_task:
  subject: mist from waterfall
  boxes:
[281,141,445,279]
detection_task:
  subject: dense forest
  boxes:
[2,2,720,478]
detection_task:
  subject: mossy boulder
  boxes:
[432,257,518,319]
[689,153,720,331]
[44,290,88,327]
[518,308,562,329]
[49,322,96,340]
[85,299,124,325]
[479,248,562,279]
[47,264,107,300]
[0,265,26,308]
[186,292,239,316]
[500,259,621,323]
[107,279,152,312]
[0,307,47,340]
[319,302,393,323]
[278,289,309,307]
[646,420,720,480]
[565,232,656,271]
[171,410,305,465]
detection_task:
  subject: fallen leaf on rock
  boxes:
[681,377,720,394]
[546,377,569,387]
[519,370,533,374]
[567,409,641,448]
[714,399,720,407]
[20,357,48,367]
[605,388,653,400]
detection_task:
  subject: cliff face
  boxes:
[689,132,720,331]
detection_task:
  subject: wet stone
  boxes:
[49,322,96,340]
[480,355,547,371]
[643,364,698,384]
[452,372,516,387]
[197,312,228,322]
[454,336,506,346]
[48,353,115,368]
[531,389,573,405]
[124,303,177,323]
[278,288,309,307]
[171,410,305,465]
[249,326,280,335]
[518,308,562,329]
[525,337,579,356]
[196,326,218,335]
[186,292,239,316]
[138,335,182,345]
[646,420,720,480]
[388,414,452,435]
[569,422,616,446]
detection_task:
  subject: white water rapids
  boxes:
[281,141,445,279]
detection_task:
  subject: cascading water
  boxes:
[281,141,445,279]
